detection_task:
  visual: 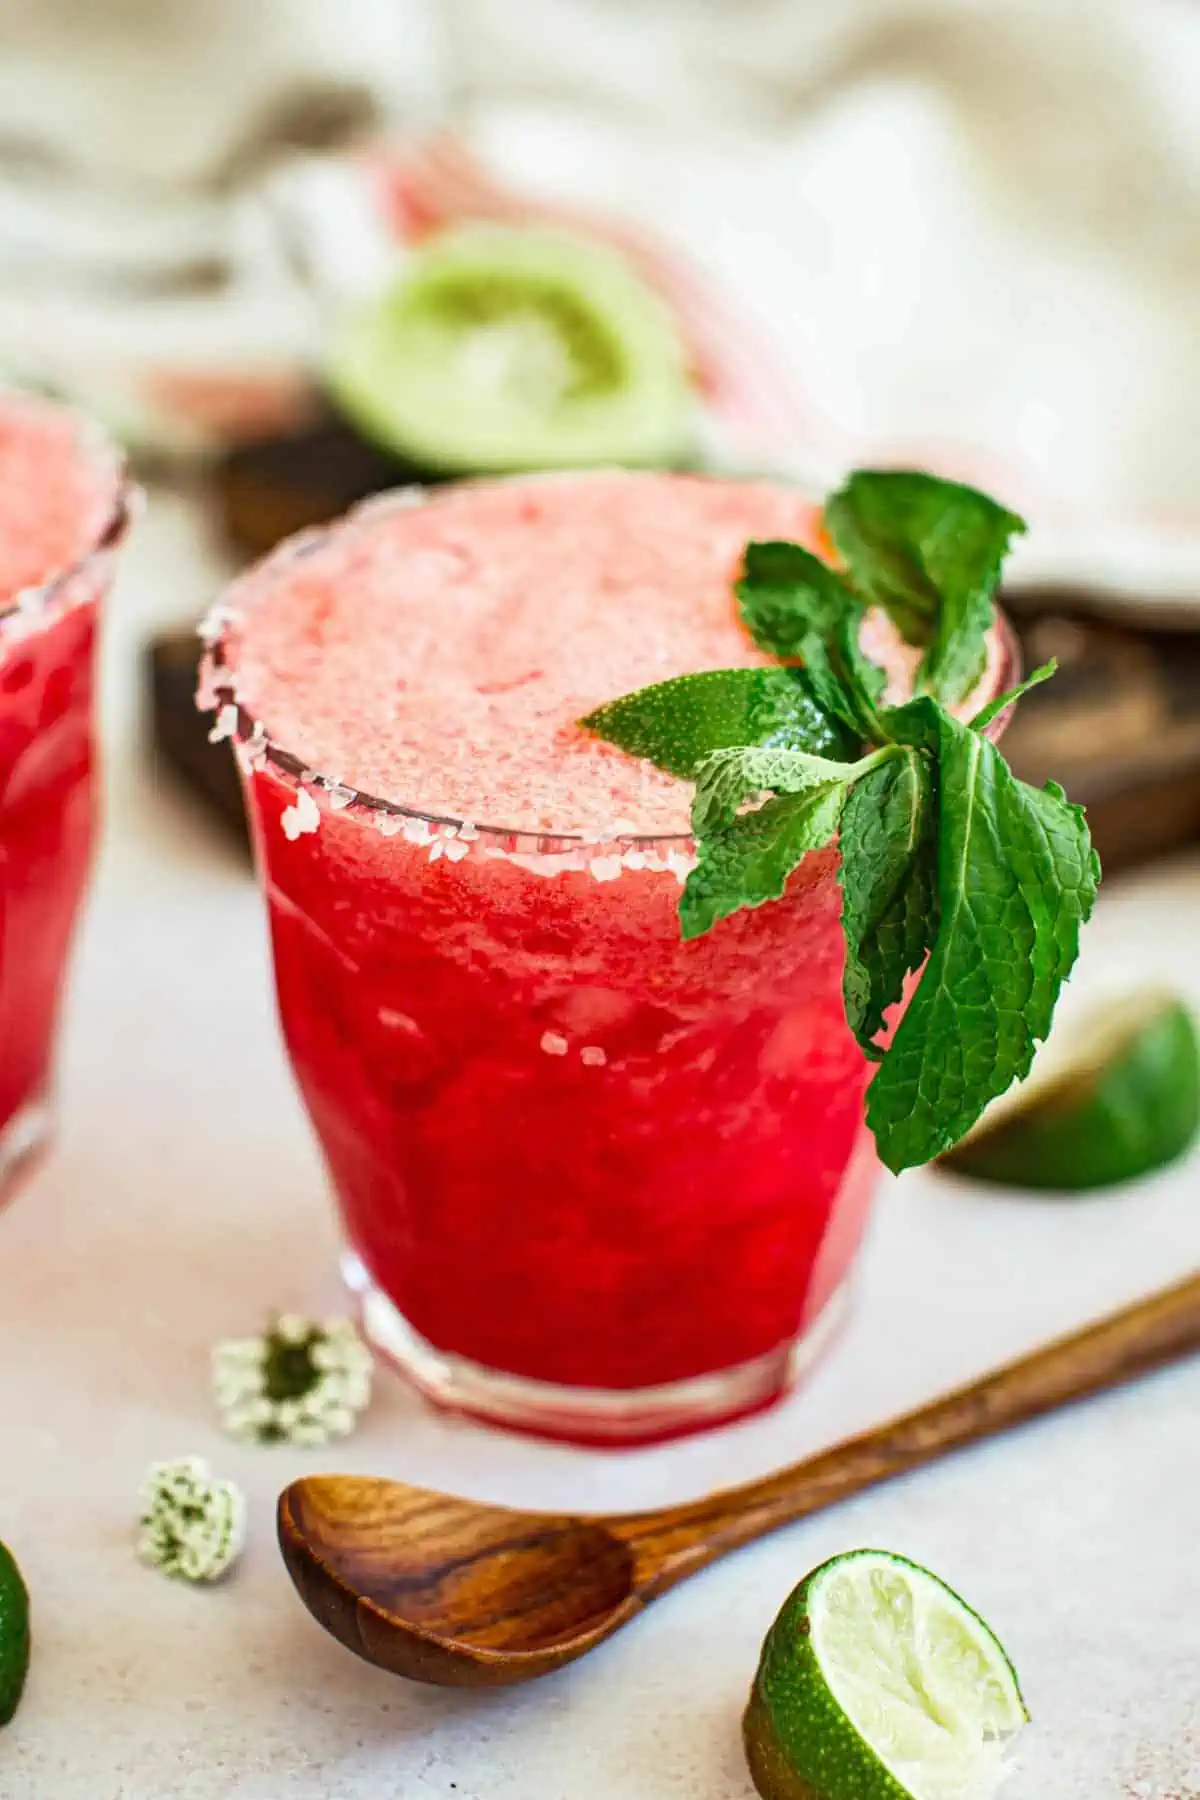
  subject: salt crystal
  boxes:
[376,813,405,838]
[197,606,233,647]
[592,816,639,844]
[621,849,647,871]
[667,848,696,884]
[457,821,479,841]
[241,721,269,770]
[540,1031,569,1056]
[442,837,470,862]
[580,1045,607,1067]
[428,839,444,862]
[207,703,238,745]
[589,855,623,883]
[402,816,433,846]
[325,782,356,811]
[281,787,320,841]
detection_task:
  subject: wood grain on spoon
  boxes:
[279,1270,1200,1687]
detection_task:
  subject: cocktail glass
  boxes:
[0,397,131,1197]
[201,486,1015,1445]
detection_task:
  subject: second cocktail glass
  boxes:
[0,393,131,1196]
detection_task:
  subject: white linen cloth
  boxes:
[0,0,1196,599]
[447,0,1200,599]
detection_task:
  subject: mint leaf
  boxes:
[683,738,901,940]
[680,784,846,940]
[691,743,889,836]
[864,707,1098,1172]
[968,658,1056,734]
[1014,777,1102,1002]
[838,748,936,1060]
[737,541,858,655]
[581,666,854,778]
[833,609,888,715]
[737,542,886,741]
[825,471,1026,706]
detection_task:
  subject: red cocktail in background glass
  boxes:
[201,473,1012,1444]
[0,394,129,1195]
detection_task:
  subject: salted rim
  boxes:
[198,477,1021,857]
[0,399,135,633]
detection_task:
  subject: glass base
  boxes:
[0,1092,53,1206]
[342,1250,852,1447]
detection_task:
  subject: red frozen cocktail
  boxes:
[0,394,128,1195]
[201,473,1010,1442]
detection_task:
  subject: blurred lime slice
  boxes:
[744,1548,1027,1800]
[941,990,1199,1191]
[324,224,693,475]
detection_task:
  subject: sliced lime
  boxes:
[324,224,693,475]
[940,990,1199,1191]
[0,1539,30,1727]
[744,1549,1027,1800]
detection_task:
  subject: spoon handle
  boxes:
[616,1269,1200,1589]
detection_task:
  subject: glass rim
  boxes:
[199,480,1023,857]
[0,398,135,632]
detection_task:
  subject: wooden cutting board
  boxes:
[213,415,443,560]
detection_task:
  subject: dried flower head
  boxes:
[212,1315,373,1447]
[137,1457,245,1583]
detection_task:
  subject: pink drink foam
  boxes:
[224,473,836,837]
[0,394,117,602]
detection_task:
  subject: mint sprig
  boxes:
[580,469,1100,1173]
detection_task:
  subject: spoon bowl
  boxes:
[280,1273,1200,1687]
[279,1475,642,1685]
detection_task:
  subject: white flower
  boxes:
[212,1316,373,1446]
[137,1457,245,1583]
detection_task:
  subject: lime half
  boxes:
[0,1540,30,1727]
[744,1549,1027,1800]
[324,224,692,475]
[941,990,1199,1192]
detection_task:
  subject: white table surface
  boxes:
[1,487,1198,1800]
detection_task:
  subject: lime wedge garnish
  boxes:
[744,1549,1027,1800]
[940,990,1199,1191]
[0,1540,30,1727]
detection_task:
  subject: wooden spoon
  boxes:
[279,1270,1200,1687]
